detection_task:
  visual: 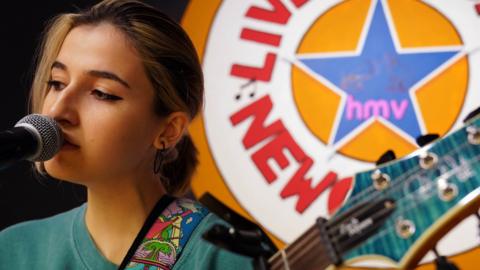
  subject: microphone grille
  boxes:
[15,114,64,161]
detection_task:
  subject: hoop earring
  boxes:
[154,141,166,174]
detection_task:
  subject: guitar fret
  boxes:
[280,249,290,270]
[268,225,317,266]
[287,230,324,266]
[291,251,332,270]
[284,226,318,253]
[269,224,333,270]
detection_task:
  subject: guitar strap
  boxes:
[118,195,210,270]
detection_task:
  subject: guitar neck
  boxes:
[266,196,397,269]
[267,223,334,270]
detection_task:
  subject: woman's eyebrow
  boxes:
[51,60,131,89]
[51,60,67,70]
[87,70,131,89]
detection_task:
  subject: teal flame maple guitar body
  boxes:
[334,115,480,268]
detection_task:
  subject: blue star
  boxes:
[297,0,459,145]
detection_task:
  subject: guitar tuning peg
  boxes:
[375,149,396,166]
[463,106,480,124]
[432,247,460,270]
[416,133,440,147]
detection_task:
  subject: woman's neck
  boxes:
[84,175,166,266]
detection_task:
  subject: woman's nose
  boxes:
[43,87,80,127]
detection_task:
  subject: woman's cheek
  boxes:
[41,94,55,115]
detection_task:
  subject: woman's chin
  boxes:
[43,160,83,184]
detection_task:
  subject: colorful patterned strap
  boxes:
[124,198,209,270]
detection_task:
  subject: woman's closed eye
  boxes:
[47,80,122,101]
[91,89,122,101]
[47,80,66,91]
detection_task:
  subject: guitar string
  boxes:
[282,226,319,253]
[280,249,290,270]
[269,225,318,263]
[269,227,327,268]
[273,239,328,270]
[283,230,325,267]
[270,240,326,270]
[270,236,331,270]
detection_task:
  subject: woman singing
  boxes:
[0,0,253,269]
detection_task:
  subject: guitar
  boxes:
[203,113,480,270]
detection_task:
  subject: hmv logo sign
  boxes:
[345,95,409,121]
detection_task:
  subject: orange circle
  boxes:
[292,0,468,162]
[182,0,478,267]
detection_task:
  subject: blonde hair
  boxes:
[30,0,204,195]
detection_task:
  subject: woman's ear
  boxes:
[153,112,190,149]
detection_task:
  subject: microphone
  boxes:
[0,114,63,169]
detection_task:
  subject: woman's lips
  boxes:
[61,136,80,150]
[61,141,79,150]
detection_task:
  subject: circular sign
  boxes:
[183,0,480,267]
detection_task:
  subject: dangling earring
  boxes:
[154,141,166,174]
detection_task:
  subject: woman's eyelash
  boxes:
[91,89,122,101]
[46,80,64,91]
[46,81,122,101]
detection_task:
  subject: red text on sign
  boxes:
[230,95,345,213]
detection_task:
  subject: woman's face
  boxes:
[42,23,164,184]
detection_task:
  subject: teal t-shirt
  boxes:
[0,204,253,269]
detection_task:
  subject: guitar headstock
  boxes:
[331,115,480,268]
